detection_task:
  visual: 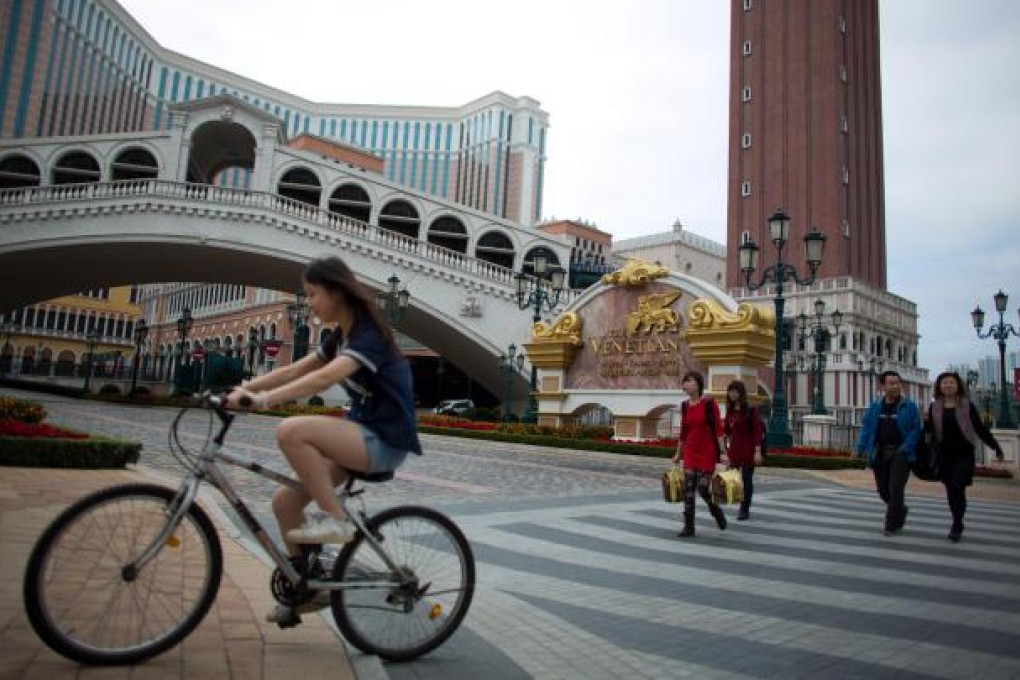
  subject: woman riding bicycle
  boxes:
[226,255,421,618]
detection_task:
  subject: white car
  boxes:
[433,399,474,416]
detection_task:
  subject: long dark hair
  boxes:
[303,255,399,354]
[725,380,748,411]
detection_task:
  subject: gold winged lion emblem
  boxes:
[625,291,682,336]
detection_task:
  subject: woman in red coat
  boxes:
[724,380,765,521]
[671,370,728,537]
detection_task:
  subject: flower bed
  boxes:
[0,419,89,439]
[0,397,141,469]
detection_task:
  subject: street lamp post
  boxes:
[129,318,148,396]
[176,307,193,371]
[515,254,567,424]
[83,327,99,393]
[738,209,826,447]
[971,290,1019,429]
[246,327,259,379]
[798,300,842,415]
[287,290,311,362]
[376,274,411,325]
[856,354,883,404]
[498,343,526,422]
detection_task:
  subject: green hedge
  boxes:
[0,436,142,469]
[418,426,867,469]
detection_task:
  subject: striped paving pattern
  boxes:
[453,487,1020,679]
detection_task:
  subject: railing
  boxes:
[0,180,580,306]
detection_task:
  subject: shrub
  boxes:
[308,396,325,406]
[0,435,141,469]
[129,385,151,397]
[98,384,122,395]
[0,419,89,439]
[0,397,46,424]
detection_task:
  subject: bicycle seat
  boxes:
[349,469,395,483]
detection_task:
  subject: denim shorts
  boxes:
[357,423,410,474]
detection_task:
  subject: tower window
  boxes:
[741,230,752,244]
[741,86,752,102]
[840,114,849,133]
[839,65,848,82]
[742,41,752,56]
[841,219,850,237]
[838,15,846,33]
[743,0,753,10]
[842,166,850,184]
[741,181,752,197]
[741,133,752,148]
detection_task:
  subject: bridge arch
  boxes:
[52,149,102,185]
[0,151,43,189]
[187,119,258,184]
[277,165,323,208]
[110,145,160,181]
[327,181,373,222]
[378,197,422,240]
[426,214,468,253]
[474,228,516,269]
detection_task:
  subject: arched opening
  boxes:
[110,147,159,181]
[522,246,561,277]
[278,167,321,208]
[328,183,371,222]
[51,150,101,185]
[0,154,42,189]
[187,120,257,186]
[379,199,420,239]
[475,230,515,269]
[571,402,615,428]
[427,215,468,253]
[55,349,76,376]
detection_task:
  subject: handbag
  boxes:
[911,425,941,482]
[661,466,685,503]
[711,468,744,505]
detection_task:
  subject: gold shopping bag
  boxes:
[711,468,744,505]
[661,466,685,503]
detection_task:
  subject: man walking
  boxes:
[855,371,922,535]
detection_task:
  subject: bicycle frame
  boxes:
[131,401,407,593]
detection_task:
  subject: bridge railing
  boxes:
[0,180,580,304]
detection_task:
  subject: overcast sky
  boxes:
[119,0,1020,377]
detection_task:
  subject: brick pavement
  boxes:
[0,466,360,680]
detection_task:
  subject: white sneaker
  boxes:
[265,591,331,623]
[286,515,356,544]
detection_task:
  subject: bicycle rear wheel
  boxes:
[23,483,223,665]
[331,505,475,661]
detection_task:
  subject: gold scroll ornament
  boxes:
[600,260,670,287]
[531,312,583,345]
[687,299,775,331]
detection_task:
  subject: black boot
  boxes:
[948,521,963,542]
[709,503,728,531]
[678,512,695,537]
[737,501,750,521]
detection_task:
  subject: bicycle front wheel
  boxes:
[331,505,475,661]
[23,483,223,665]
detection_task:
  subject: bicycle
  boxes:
[22,394,475,665]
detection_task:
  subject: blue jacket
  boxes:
[855,397,922,464]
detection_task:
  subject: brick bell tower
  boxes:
[726,0,886,290]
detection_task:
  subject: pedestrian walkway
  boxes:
[410,473,1020,679]
[0,466,361,680]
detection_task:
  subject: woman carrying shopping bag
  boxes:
[724,380,765,521]
[671,370,728,537]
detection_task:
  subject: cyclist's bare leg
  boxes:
[272,461,345,555]
[275,415,369,527]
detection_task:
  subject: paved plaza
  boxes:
[3,390,1020,679]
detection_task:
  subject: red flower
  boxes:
[0,419,90,439]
